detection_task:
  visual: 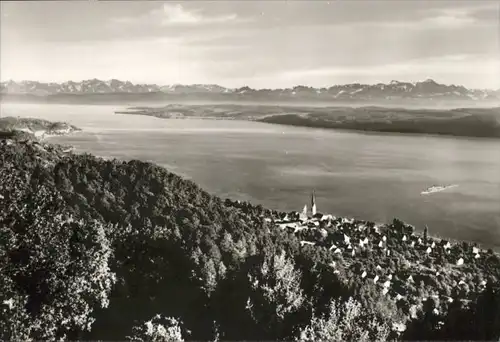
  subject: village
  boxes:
[255,191,498,326]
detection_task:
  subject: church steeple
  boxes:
[311,190,317,216]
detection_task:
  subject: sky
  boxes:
[1,1,499,89]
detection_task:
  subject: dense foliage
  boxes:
[1,136,499,341]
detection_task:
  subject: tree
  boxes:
[0,185,115,340]
[127,315,185,342]
[296,297,391,342]
[200,257,218,296]
[246,250,305,339]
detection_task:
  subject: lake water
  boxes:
[2,103,500,249]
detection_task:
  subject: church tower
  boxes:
[311,190,317,216]
[299,204,308,221]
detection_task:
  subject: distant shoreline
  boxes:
[114,104,500,139]
[0,116,81,141]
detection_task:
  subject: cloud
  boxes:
[353,3,497,31]
[282,54,497,77]
[111,3,243,27]
[420,7,477,28]
[156,3,238,25]
[273,54,500,88]
[414,3,498,29]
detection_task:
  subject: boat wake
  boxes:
[421,184,459,195]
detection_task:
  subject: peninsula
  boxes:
[115,104,500,139]
[0,116,80,140]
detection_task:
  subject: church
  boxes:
[301,190,319,219]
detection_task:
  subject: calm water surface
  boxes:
[2,103,499,249]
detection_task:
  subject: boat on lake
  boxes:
[421,184,458,195]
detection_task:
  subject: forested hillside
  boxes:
[1,136,499,341]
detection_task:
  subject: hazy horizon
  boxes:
[1,77,499,92]
[1,1,499,89]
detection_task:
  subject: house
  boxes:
[289,212,301,221]
[279,213,289,221]
[2,298,14,310]
[402,235,407,242]
[357,224,367,231]
[329,243,337,251]
[342,217,354,224]
[313,213,324,220]
[456,257,464,266]
[277,223,289,230]
[392,322,407,333]
[361,271,367,278]
[382,288,389,295]
[472,247,480,254]
[308,221,319,227]
[320,214,332,221]
[426,247,432,254]
[373,275,379,283]
[300,241,315,247]
[383,280,391,288]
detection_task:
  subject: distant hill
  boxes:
[0,117,80,140]
[1,78,499,105]
[116,104,500,139]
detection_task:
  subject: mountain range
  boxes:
[1,78,499,104]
